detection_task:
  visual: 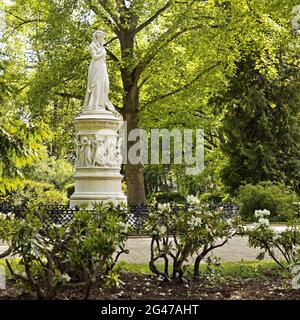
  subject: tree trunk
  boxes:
[122,86,146,205]
[119,29,146,205]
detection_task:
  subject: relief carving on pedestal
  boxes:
[75,134,122,167]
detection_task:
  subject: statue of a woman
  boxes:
[79,136,92,166]
[83,30,115,112]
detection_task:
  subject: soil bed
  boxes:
[0,273,299,300]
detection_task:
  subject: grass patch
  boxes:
[0,258,23,278]
[117,260,287,280]
[209,260,286,280]
[1,258,287,282]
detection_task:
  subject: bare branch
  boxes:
[134,1,172,34]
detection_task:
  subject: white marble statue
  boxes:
[83,30,115,112]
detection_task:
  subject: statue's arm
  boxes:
[89,45,105,60]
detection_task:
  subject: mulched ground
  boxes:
[0,273,300,300]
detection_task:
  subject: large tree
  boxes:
[1,0,299,203]
[219,42,300,193]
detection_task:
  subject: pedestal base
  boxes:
[69,110,127,209]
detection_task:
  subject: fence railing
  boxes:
[0,202,240,234]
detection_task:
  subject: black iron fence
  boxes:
[0,202,240,234]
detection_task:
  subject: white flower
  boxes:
[61,274,71,282]
[157,203,172,213]
[119,201,128,212]
[158,225,167,235]
[258,218,270,227]
[254,209,270,219]
[52,223,62,229]
[119,221,129,232]
[186,195,200,206]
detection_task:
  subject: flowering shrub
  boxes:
[246,209,300,270]
[0,203,129,299]
[145,195,242,282]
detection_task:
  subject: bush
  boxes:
[144,196,242,282]
[0,179,68,206]
[237,181,299,222]
[151,192,186,204]
[246,209,300,272]
[24,156,74,191]
[199,190,231,204]
[0,203,129,299]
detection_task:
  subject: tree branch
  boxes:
[4,19,44,41]
[134,1,172,34]
[98,0,121,29]
[6,259,28,282]
[136,23,221,78]
[85,0,119,33]
[105,48,120,63]
[53,92,83,100]
[3,10,27,22]
[0,247,12,258]
[142,62,221,108]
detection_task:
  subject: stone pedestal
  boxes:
[69,110,126,208]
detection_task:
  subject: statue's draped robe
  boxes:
[84,43,114,111]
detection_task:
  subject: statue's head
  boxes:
[93,30,106,45]
[95,136,104,144]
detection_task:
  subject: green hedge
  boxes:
[237,181,299,222]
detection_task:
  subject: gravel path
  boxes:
[0,234,279,264]
[121,236,264,263]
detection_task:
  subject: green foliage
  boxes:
[1,0,300,203]
[144,195,242,281]
[0,179,69,206]
[199,190,232,204]
[0,112,52,176]
[219,42,300,194]
[151,191,186,204]
[238,181,299,221]
[246,209,300,271]
[0,203,129,299]
[23,155,74,191]
[117,260,284,281]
